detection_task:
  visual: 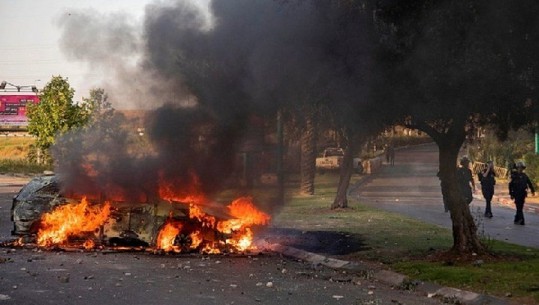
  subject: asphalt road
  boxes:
[354,143,539,249]
[0,176,446,305]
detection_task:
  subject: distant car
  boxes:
[10,174,250,252]
[315,147,362,173]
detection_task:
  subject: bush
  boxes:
[0,159,52,175]
[524,152,539,185]
[468,128,535,175]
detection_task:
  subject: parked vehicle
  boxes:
[315,147,362,173]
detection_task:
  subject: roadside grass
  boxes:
[0,159,51,175]
[269,172,539,304]
[0,137,52,174]
[0,137,34,160]
[393,252,539,302]
[272,173,454,262]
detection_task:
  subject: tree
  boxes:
[51,88,135,198]
[26,76,90,164]
[82,88,115,127]
[320,1,383,209]
[299,106,319,195]
[52,88,119,165]
[330,118,386,209]
[374,0,539,255]
[331,128,358,209]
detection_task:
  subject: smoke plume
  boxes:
[53,0,372,203]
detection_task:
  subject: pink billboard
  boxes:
[0,94,40,128]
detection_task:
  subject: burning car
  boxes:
[11,173,271,253]
[11,173,66,236]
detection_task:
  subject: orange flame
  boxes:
[189,204,216,228]
[83,239,96,250]
[158,171,206,204]
[37,197,111,248]
[189,230,203,249]
[155,197,271,253]
[218,197,271,232]
[156,223,209,253]
[219,197,270,251]
[32,171,271,254]
[228,197,271,225]
[228,227,253,251]
[156,222,181,252]
[201,242,222,254]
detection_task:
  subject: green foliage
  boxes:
[470,129,533,165]
[51,88,138,180]
[26,76,91,164]
[524,153,539,185]
[0,159,52,174]
[393,254,539,302]
[469,128,537,183]
[81,88,115,127]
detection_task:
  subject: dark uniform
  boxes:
[478,162,496,218]
[388,145,395,166]
[456,157,474,205]
[385,144,395,166]
[509,163,535,225]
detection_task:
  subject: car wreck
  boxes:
[10,173,271,253]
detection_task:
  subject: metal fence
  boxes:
[472,162,508,178]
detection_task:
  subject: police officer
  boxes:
[479,161,496,218]
[457,156,475,205]
[509,162,535,225]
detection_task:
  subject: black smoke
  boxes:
[53,0,372,202]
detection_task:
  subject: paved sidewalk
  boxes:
[342,144,539,304]
[354,143,539,249]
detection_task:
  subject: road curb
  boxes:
[262,242,508,305]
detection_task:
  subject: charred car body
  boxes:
[11,174,264,253]
[11,174,65,236]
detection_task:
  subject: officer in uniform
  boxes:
[509,162,535,225]
[479,161,496,218]
[456,156,475,205]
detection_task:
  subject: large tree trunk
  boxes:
[437,138,486,255]
[300,111,317,195]
[331,136,358,209]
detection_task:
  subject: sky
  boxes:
[0,0,207,102]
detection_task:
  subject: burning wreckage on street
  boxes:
[8,173,271,254]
